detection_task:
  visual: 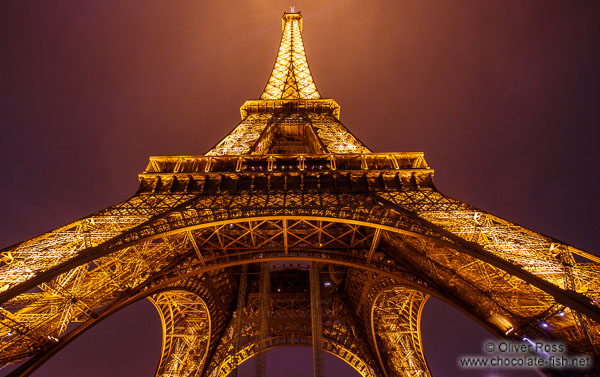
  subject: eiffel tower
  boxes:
[1,9,599,377]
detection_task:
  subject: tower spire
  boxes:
[260,11,321,100]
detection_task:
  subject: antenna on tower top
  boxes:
[289,6,296,13]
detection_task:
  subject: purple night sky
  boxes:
[1,1,599,376]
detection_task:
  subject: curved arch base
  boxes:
[371,286,430,377]
[149,290,210,377]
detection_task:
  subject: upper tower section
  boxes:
[260,11,320,100]
[142,10,431,184]
[204,10,371,156]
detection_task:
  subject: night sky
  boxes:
[1,1,599,376]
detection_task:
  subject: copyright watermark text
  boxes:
[459,340,592,370]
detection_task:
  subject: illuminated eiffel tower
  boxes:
[1,9,599,377]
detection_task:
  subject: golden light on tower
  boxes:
[0,9,599,377]
[261,11,319,100]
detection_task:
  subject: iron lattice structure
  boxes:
[1,10,600,377]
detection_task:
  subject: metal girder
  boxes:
[343,270,431,377]
[150,290,211,377]
[254,263,270,377]
[229,264,248,377]
[205,282,380,377]
[310,263,324,377]
[3,190,598,325]
[371,286,430,377]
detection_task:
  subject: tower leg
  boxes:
[254,262,270,377]
[149,290,211,377]
[371,286,430,377]
[345,269,431,377]
[310,262,324,377]
[230,264,248,377]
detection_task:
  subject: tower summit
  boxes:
[207,11,370,156]
[260,11,320,100]
[2,10,600,377]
